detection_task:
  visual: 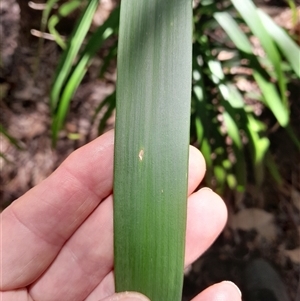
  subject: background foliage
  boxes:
[46,0,300,193]
[1,0,299,192]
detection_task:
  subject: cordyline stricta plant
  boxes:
[47,0,300,298]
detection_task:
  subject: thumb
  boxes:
[101,292,151,301]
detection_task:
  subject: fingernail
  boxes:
[224,281,242,297]
[199,187,212,192]
[104,292,151,301]
[119,294,150,301]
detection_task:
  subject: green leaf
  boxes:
[191,68,213,169]
[48,0,82,49]
[113,0,192,300]
[96,93,116,134]
[207,60,244,149]
[214,11,289,126]
[0,124,23,150]
[226,173,237,189]
[195,117,213,168]
[245,114,269,184]
[92,91,116,123]
[50,0,99,113]
[222,111,242,149]
[51,7,119,143]
[286,0,298,25]
[98,42,118,78]
[41,0,60,34]
[214,11,252,54]
[0,152,12,163]
[214,164,227,189]
[233,147,247,191]
[231,0,288,108]
[34,0,61,73]
[253,71,289,126]
[258,9,300,78]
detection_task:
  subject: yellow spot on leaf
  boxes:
[139,149,144,161]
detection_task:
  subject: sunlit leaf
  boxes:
[51,7,119,143]
[114,0,192,299]
[50,0,99,113]
[258,9,300,78]
[231,0,288,109]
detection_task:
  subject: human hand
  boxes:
[0,130,241,301]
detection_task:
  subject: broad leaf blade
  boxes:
[113,1,192,300]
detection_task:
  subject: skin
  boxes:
[0,130,242,301]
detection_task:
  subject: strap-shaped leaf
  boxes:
[253,71,289,126]
[0,124,24,150]
[258,9,300,78]
[51,7,119,143]
[214,11,252,53]
[48,0,82,49]
[35,0,60,72]
[214,11,289,126]
[230,0,288,109]
[50,0,99,112]
[113,0,192,300]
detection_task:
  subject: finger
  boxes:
[84,271,115,301]
[0,130,115,290]
[29,195,114,301]
[191,281,242,301]
[0,289,33,301]
[187,146,206,196]
[100,292,150,301]
[95,281,242,301]
[29,189,226,301]
[184,188,227,266]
